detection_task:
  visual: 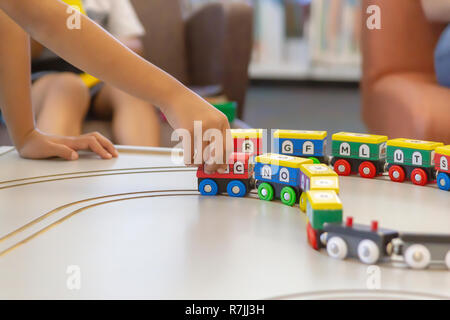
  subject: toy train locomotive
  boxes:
[313,218,450,270]
[304,191,450,269]
[197,153,254,197]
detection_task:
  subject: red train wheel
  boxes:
[358,161,377,179]
[411,168,428,186]
[388,165,405,182]
[334,159,351,176]
[307,222,319,250]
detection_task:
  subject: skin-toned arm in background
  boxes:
[0,9,117,160]
[0,0,230,171]
[421,0,450,22]
[361,0,450,143]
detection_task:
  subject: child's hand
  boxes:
[163,92,232,173]
[17,129,119,160]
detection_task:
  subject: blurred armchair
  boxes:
[131,0,253,120]
[361,0,450,143]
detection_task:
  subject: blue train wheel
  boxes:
[437,172,450,191]
[199,179,218,196]
[227,180,247,197]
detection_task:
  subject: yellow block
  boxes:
[306,190,342,210]
[300,163,337,177]
[79,73,101,88]
[273,129,327,140]
[255,153,313,168]
[387,138,444,151]
[436,145,450,157]
[62,0,86,13]
[332,132,388,144]
[310,176,340,194]
[231,129,263,139]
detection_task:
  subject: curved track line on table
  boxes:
[0,147,13,157]
[0,192,261,257]
[0,168,195,190]
[0,189,197,244]
[0,193,197,257]
[0,166,194,186]
[269,289,450,300]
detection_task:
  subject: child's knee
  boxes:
[52,72,90,103]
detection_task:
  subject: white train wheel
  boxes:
[445,251,450,270]
[404,244,431,269]
[326,236,348,260]
[357,239,380,264]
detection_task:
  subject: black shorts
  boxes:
[31,57,104,110]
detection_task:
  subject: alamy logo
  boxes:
[66,6,82,30]
[366,265,381,289]
[366,5,381,30]
[66,265,81,290]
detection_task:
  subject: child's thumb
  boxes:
[50,143,78,160]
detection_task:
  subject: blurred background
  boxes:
[187,0,364,134]
[0,0,366,146]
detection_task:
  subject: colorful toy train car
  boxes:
[321,217,399,265]
[299,164,339,212]
[396,233,450,269]
[331,132,388,178]
[254,153,313,206]
[197,153,253,197]
[231,129,263,156]
[386,138,444,186]
[273,130,328,164]
[305,190,343,250]
[435,145,450,191]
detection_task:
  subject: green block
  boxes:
[212,101,237,123]
[386,146,433,168]
[332,140,385,161]
[309,208,343,230]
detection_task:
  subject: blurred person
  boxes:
[362,0,450,144]
[31,0,161,146]
[0,0,230,173]
[422,0,450,87]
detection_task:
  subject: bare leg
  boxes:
[93,84,161,146]
[32,72,90,136]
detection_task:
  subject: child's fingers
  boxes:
[68,136,112,159]
[85,137,113,159]
[49,142,78,161]
[89,132,118,157]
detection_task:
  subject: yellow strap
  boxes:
[62,0,86,14]
[62,0,100,87]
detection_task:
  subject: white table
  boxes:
[0,146,449,299]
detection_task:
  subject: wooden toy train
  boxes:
[228,129,450,190]
[196,129,450,270]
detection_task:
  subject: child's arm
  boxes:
[0,9,117,160]
[421,0,450,22]
[0,0,230,171]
